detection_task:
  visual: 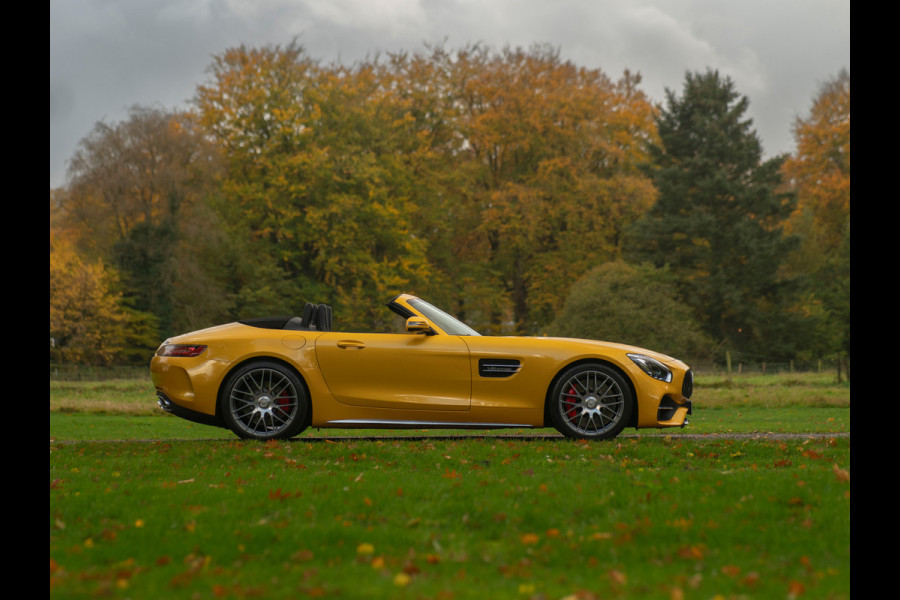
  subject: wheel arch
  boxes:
[215,355,314,430]
[543,358,639,429]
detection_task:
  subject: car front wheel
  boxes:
[549,363,633,440]
[220,361,309,440]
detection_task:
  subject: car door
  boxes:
[314,332,471,411]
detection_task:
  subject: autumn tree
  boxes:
[50,231,158,365]
[194,42,437,330]
[191,42,660,333]
[421,44,659,333]
[61,106,227,337]
[627,70,803,361]
[781,70,850,360]
[64,106,222,256]
[57,43,661,346]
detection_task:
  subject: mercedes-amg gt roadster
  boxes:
[150,294,693,441]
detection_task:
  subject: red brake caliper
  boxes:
[565,385,578,419]
[276,391,292,416]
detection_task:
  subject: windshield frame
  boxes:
[407,298,481,336]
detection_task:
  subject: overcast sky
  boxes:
[50,0,849,189]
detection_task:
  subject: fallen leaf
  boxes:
[608,569,627,585]
[832,464,850,482]
[284,549,308,563]
[677,545,704,560]
[357,543,374,555]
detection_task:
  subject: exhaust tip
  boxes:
[157,394,174,412]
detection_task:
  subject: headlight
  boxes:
[627,353,673,383]
[158,344,208,357]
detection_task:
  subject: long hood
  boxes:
[528,336,682,365]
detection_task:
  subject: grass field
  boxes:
[50,372,850,599]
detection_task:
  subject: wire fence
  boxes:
[50,364,150,382]
[692,360,845,375]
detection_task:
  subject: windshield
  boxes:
[408,298,481,336]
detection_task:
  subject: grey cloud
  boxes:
[50,0,849,187]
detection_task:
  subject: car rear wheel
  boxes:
[220,361,309,440]
[549,363,633,440]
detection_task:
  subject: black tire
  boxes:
[220,360,310,440]
[549,363,633,440]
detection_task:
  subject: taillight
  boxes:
[159,344,207,357]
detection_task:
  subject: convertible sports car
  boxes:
[150,294,693,441]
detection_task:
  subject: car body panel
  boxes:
[149,293,694,438]
[314,332,471,411]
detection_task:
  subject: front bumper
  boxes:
[657,396,692,426]
[654,369,693,428]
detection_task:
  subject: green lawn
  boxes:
[50,373,850,599]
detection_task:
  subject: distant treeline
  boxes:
[50,43,849,368]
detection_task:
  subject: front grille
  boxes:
[682,370,693,399]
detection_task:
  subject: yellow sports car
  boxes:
[150,294,693,441]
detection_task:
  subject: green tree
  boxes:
[112,220,177,335]
[627,69,803,361]
[548,261,713,360]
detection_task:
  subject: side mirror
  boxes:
[406,316,434,335]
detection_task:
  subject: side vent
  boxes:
[478,358,522,378]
